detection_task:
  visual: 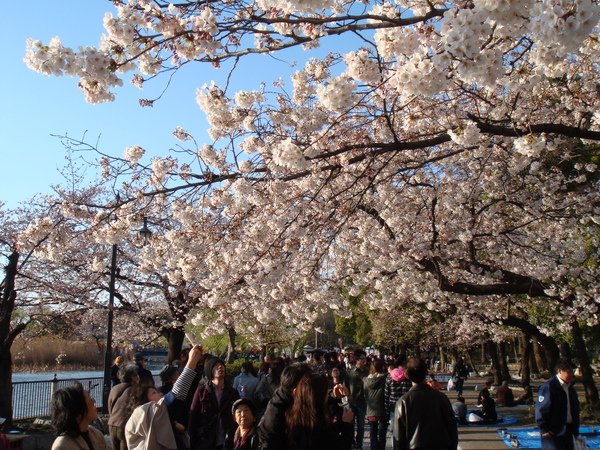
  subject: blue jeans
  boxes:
[352,403,367,448]
[369,419,388,450]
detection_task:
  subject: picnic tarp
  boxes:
[497,426,600,448]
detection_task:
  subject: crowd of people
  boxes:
[48,347,582,450]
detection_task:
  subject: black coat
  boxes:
[393,383,458,450]
[257,387,292,450]
[189,381,240,450]
[535,376,580,437]
[257,387,353,450]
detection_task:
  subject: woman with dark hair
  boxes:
[364,358,387,450]
[50,383,110,450]
[126,344,203,450]
[285,373,353,450]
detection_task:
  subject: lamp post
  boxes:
[101,243,118,413]
[314,327,323,349]
[101,216,153,413]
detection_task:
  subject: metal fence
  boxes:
[12,375,160,420]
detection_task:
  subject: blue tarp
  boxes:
[497,426,600,448]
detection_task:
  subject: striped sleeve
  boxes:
[171,367,197,400]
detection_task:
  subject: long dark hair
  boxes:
[285,373,330,450]
[127,383,154,417]
[50,382,87,437]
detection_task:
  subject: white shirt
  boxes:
[557,375,572,424]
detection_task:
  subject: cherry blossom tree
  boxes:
[25,0,600,400]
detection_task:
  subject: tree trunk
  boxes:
[439,347,446,371]
[488,341,502,385]
[465,351,476,375]
[533,340,548,374]
[450,348,459,366]
[260,344,267,361]
[0,346,13,426]
[226,326,236,363]
[520,334,532,386]
[559,341,572,360]
[0,250,20,424]
[498,342,511,382]
[503,315,559,374]
[570,320,599,405]
[529,341,539,376]
[165,327,185,363]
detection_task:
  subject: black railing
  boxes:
[12,374,161,420]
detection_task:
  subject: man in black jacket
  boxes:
[392,357,458,450]
[535,358,580,450]
[189,357,240,450]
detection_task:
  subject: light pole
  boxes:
[314,327,323,349]
[101,216,153,413]
[101,243,118,413]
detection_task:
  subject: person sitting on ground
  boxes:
[496,380,516,407]
[224,399,259,450]
[477,381,492,406]
[50,382,110,450]
[515,382,533,405]
[126,345,203,450]
[469,388,498,423]
[452,396,467,425]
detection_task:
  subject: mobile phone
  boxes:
[185,332,198,346]
[341,396,351,413]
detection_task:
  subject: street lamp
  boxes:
[101,216,153,413]
[138,217,153,246]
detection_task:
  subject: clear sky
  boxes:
[1,1,315,208]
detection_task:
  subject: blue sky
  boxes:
[1,1,320,208]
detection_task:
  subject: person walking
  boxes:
[112,356,124,387]
[364,359,387,450]
[535,358,581,450]
[348,350,369,450]
[384,356,412,428]
[108,365,140,450]
[233,362,260,402]
[392,357,458,450]
[451,358,468,396]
